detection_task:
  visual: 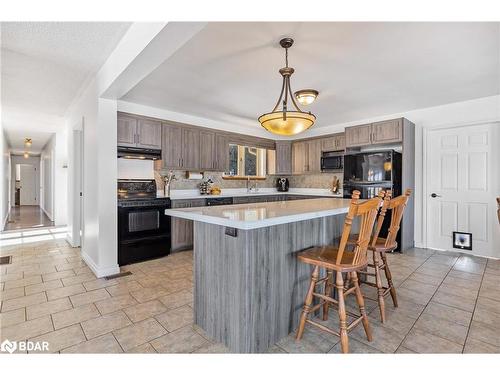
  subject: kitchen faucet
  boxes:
[246,177,259,193]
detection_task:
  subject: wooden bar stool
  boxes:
[356,189,412,323]
[295,190,383,353]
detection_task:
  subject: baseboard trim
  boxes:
[81,251,120,278]
[427,246,500,261]
[2,208,9,231]
[41,206,54,221]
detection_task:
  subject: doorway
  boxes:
[4,158,53,231]
[424,123,500,258]
[18,164,37,205]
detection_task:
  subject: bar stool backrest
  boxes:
[370,190,392,248]
[497,197,500,224]
[381,189,412,249]
[336,190,384,267]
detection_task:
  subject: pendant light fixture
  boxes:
[294,89,319,106]
[24,138,32,147]
[258,38,316,136]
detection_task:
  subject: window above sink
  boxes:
[223,144,267,180]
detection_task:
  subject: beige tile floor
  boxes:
[1,237,500,354]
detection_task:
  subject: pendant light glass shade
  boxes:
[258,38,316,136]
[258,111,315,136]
[294,89,319,105]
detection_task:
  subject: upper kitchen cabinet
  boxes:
[345,118,404,147]
[117,113,162,149]
[161,122,183,169]
[345,124,372,147]
[321,133,345,151]
[214,133,229,171]
[137,119,162,149]
[181,128,200,170]
[199,130,216,170]
[117,115,138,147]
[371,118,403,144]
[306,139,322,173]
[292,141,308,174]
[292,139,322,174]
[274,141,292,175]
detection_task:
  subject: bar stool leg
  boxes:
[335,271,349,353]
[373,251,386,323]
[381,252,398,307]
[323,271,334,321]
[296,266,319,340]
[351,271,372,342]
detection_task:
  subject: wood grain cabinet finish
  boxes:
[117,115,138,147]
[161,123,183,169]
[181,128,200,170]
[345,119,403,147]
[117,114,162,149]
[275,141,292,175]
[307,139,322,173]
[137,119,162,149]
[171,199,206,252]
[321,133,345,151]
[199,130,216,170]
[371,119,403,144]
[214,133,229,171]
[345,124,372,147]
[292,141,308,174]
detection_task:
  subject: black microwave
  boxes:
[321,151,344,171]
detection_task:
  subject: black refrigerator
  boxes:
[343,150,403,251]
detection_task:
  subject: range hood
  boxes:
[117,146,162,160]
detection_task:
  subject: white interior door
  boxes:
[20,164,37,205]
[426,123,499,258]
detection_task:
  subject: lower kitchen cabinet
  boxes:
[171,199,205,252]
[232,196,250,204]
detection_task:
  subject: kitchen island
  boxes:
[165,198,352,353]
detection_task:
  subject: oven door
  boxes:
[118,205,170,242]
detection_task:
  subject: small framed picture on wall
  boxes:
[452,231,472,250]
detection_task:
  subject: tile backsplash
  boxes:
[154,170,343,191]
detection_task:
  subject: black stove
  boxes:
[117,179,171,266]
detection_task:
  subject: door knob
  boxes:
[430,193,441,198]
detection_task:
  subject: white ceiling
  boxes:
[122,22,500,131]
[1,22,131,152]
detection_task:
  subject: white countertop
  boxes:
[159,188,343,200]
[164,198,351,230]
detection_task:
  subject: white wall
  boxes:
[40,136,54,219]
[66,79,119,277]
[65,23,174,277]
[39,131,68,225]
[1,130,11,229]
[54,129,68,225]
[117,159,154,180]
[10,155,40,207]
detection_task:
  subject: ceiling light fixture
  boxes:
[258,38,316,136]
[24,138,32,147]
[24,151,29,159]
[294,89,319,106]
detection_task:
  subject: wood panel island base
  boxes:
[165,198,352,353]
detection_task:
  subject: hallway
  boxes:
[4,206,54,231]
